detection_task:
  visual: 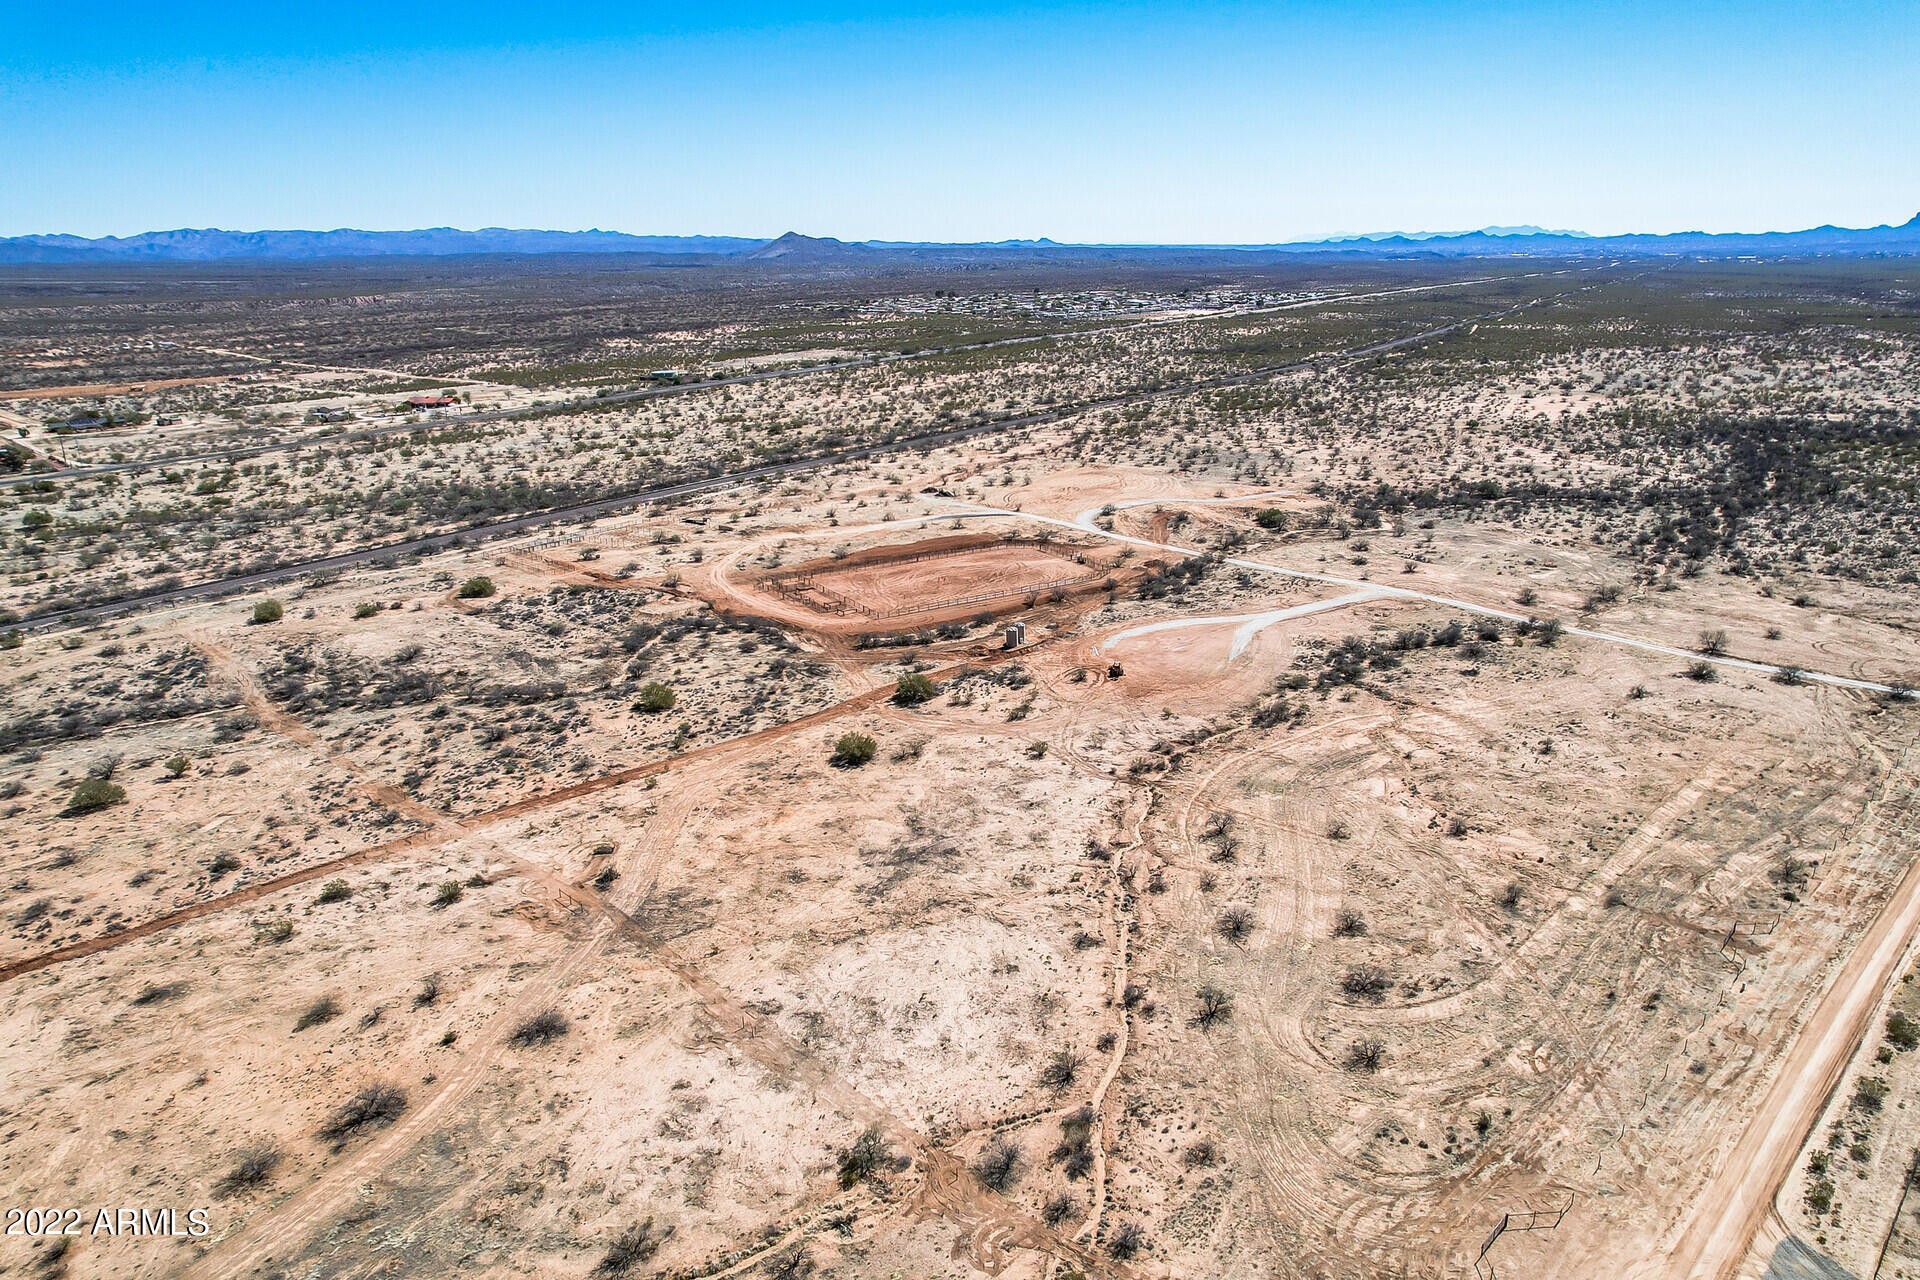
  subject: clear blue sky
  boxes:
[3,1,1914,242]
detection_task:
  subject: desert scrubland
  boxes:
[3,255,1918,1280]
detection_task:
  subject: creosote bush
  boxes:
[893,673,937,705]
[831,731,877,767]
[251,599,284,625]
[633,681,677,713]
[63,777,126,815]
[457,576,497,599]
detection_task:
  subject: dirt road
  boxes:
[1638,746,1920,1280]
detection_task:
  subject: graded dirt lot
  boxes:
[3,257,1919,1280]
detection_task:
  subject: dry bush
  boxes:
[508,1009,570,1046]
[293,996,340,1032]
[215,1144,282,1197]
[972,1136,1023,1192]
[594,1218,673,1277]
[318,1083,408,1145]
[1346,1038,1387,1072]
[1192,984,1234,1029]
[1340,965,1391,1001]
[1216,905,1255,945]
[1039,1050,1083,1089]
[837,1124,890,1188]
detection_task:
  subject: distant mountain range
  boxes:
[3,216,1917,264]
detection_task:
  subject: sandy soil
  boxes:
[4,455,1918,1280]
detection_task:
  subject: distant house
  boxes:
[310,406,354,424]
[648,369,686,384]
[406,393,459,409]
[53,415,111,432]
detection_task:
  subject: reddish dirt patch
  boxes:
[729,534,1132,635]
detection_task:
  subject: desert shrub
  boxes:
[251,599,284,625]
[1889,1012,1920,1051]
[893,673,938,706]
[1698,628,1728,656]
[1108,1220,1147,1259]
[1042,1192,1078,1225]
[457,576,497,599]
[1346,1038,1387,1071]
[63,777,125,815]
[830,731,877,767]
[1341,965,1391,1001]
[1854,1076,1891,1112]
[1183,1139,1219,1168]
[318,1083,408,1144]
[1039,1050,1083,1089]
[1499,882,1524,911]
[293,996,340,1032]
[1333,907,1367,937]
[1052,1106,1096,1180]
[354,602,381,620]
[972,1136,1022,1191]
[594,1219,673,1276]
[1253,508,1288,530]
[132,981,185,1005]
[316,878,351,904]
[1534,617,1564,646]
[414,974,442,1007]
[1192,984,1234,1029]
[253,915,293,944]
[633,681,677,713]
[509,1009,570,1046]
[432,880,463,908]
[837,1124,889,1188]
[1216,905,1255,945]
[0,629,20,650]
[1684,660,1718,682]
[215,1144,282,1197]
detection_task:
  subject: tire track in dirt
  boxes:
[181,927,616,1279]
[1640,744,1920,1280]
[171,637,1132,1280]
[0,649,1021,986]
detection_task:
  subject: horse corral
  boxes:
[747,534,1125,630]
